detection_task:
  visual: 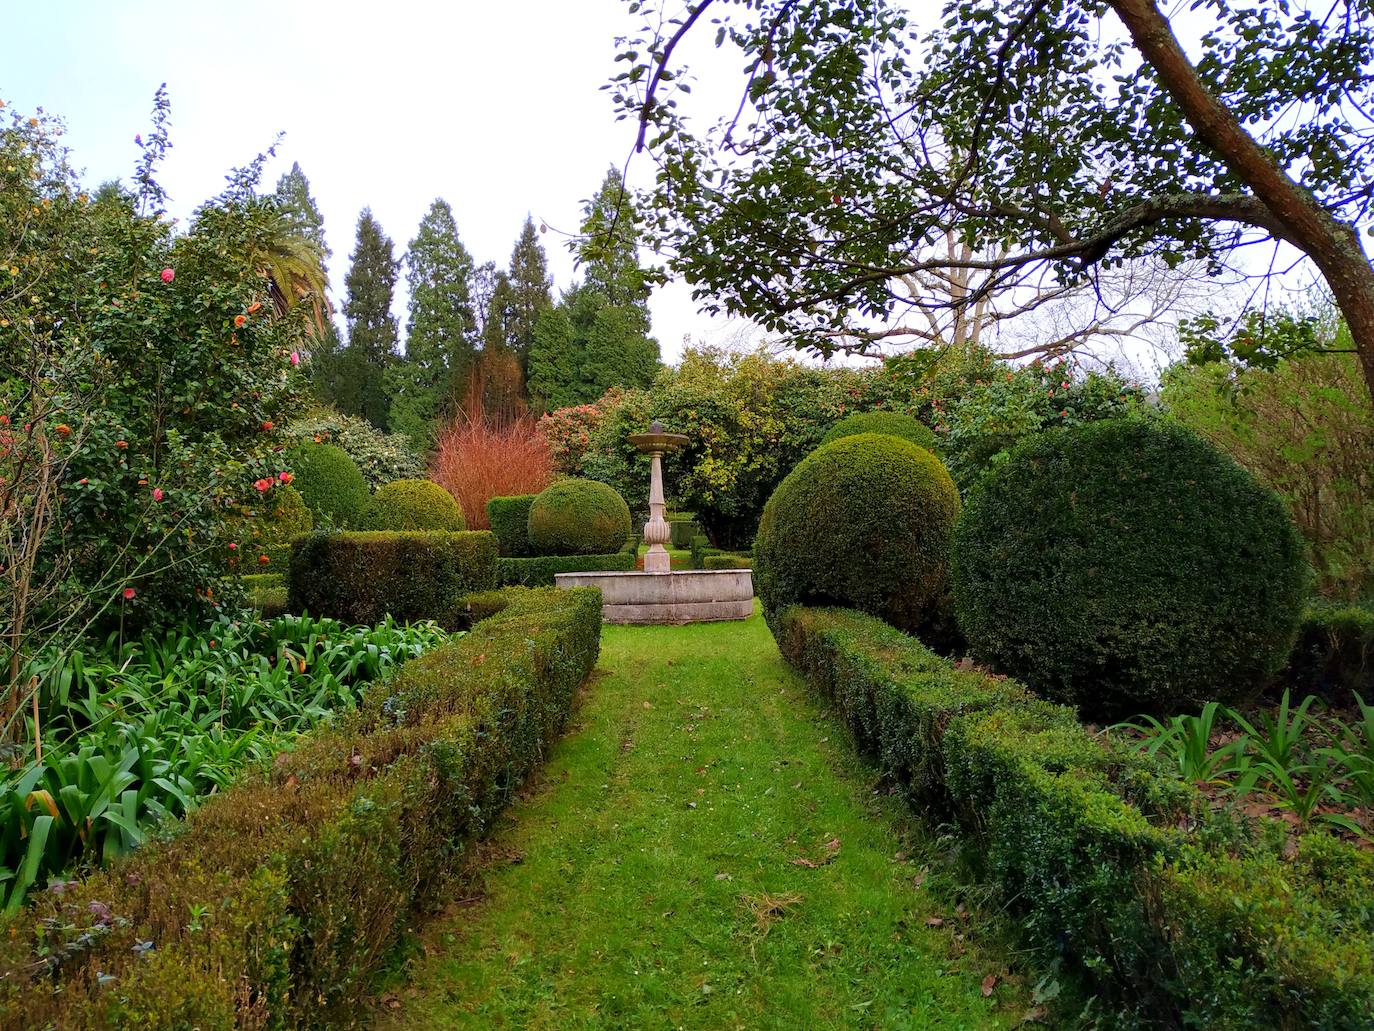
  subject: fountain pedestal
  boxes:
[555,421,754,624]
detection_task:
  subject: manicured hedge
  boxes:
[820,410,937,451]
[360,478,465,532]
[755,433,959,634]
[1284,601,1374,703]
[703,553,751,570]
[288,530,498,629]
[487,494,537,556]
[527,479,632,556]
[242,572,287,617]
[777,605,1374,1028]
[288,442,371,528]
[952,418,1308,716]
[497,550,635,587]
[0,587,603,1029]
[669,517,700,549]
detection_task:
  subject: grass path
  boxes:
[378,607,1027,1030]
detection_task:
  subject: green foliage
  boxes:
[775,606,1374,1028]
[496,551,636,587]
[527,283,660,411]
[387,199,475,445]
[668,516,700,549]
[1286,602,1374,704]
[360,479,465,532]
[506,216,554,376]
[288,530,498,629]
[1,95,318,635]
[952,419,1309,717]
[527,479,633,556]
[272,161,331,262]
[1163,319,1374,599]
[287,404,425,489]
[0,588,601,1028]
[333,209,399,430]
[0,613,443,910]
[229,483,313,573]
[486,494,537,557]
[755,434,959,634]
[702,553,752,570]
[287,442,371,529]
[820,410,936,450]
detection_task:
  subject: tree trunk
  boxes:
[1107,0,1374,403]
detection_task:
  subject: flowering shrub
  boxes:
[536,387,628,475]
[287,404,425,488]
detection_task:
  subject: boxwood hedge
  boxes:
[486,494,538,557]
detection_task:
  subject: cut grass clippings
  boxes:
[378,605,1031,1030]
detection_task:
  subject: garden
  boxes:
[5,0,1374,1027]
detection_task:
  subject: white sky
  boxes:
[3,0,755,363]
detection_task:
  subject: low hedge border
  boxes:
[668,517,700,549]
[0,587,603,1029]
[288,530,498,629]
[703,553,751,570]
[1284,601,1374,703]
[777,605,1374,1028]
[496,550,635,587]
[486,494,537,557]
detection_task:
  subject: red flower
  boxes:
[247,301,262,315]
[253,478,273,493]
[228,542,238,551]
[277,471,293,483]
[234,314,247,328]
[115,440,128,449]
[152,487,164,501]
[55,424,71,437]
[122,587,136,600]
[258,554,270,566]
[260,420,274,432]
[160,268,174,284]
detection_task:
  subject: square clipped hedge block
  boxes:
[497,550,635,587]
[668,517,700,549]
[0,587,603,1029]
[486,494,538,557]
[288,530,498,629]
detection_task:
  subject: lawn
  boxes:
[378,606,1029,1029]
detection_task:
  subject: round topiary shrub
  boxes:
[361,479,465,532]
[820,411,937,451]
[527,479,633,556]
[950,418,1308,717]
[288,443,371,528]
[754,433,960,633]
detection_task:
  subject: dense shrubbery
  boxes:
[430,407,554,530]
[287,405,426,489]
[497,551,637,586]
[819,410,936,450]
[288,530,498,628]
[527,479,632,556]
[288,442,371,528]
[361,478,465,531]
[0,588,602,1028]
[1,613,445,910]
[952,419,1308,716]
[777,606,1374,1028]
[755,434,959,633]
[1163,318,1374,599]
[229,484,313,572]
[1285,601,1374,703]
[486,494,537,556]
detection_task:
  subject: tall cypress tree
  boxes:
[506,216,553,375]
[341,209,399,430]
[576,168,651,314]
[272,162,330,260]
[387,198,475,443]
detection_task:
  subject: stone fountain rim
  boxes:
[628,431,690,452]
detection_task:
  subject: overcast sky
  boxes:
[4,0,759,363]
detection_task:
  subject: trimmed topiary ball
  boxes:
[288,443,371,528]
[820,411,937,451]
[754,433,960,634]
[950,418,1308,717]
[361,479,465,532]
[527,479,633,556]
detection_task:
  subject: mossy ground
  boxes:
[378,606,1031,1030]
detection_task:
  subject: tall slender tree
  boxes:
[506,216,554,375]
[272,161,330,261]
[341,209,399,430]
[388,198,476,443]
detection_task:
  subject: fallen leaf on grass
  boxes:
[982,973,999,996]
[925,916,944,927]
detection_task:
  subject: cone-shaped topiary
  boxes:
[527,479,633,556]
[950,418,1308,717]
[288,443,371,528]
[361,479,465,531]
[755,433,960,634]
[820,410,937,451]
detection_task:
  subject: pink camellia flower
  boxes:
[228,542,238,551]
[278,471,293,483]
[253,477,273,493]
[152,487,164,501]
[122,587,136,600]
[160,268,174,284]
[289,351,300,366]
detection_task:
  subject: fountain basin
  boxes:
[555,568,753,625]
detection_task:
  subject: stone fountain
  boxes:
[554,421,754,624]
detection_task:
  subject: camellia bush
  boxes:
[951,419,1309,717]
[287,404,425,489]
[754,433,960,634]
[1,93,320,661]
